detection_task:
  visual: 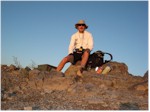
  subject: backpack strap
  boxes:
[103,52,113,63]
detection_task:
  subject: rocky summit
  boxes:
[1,61,148,110]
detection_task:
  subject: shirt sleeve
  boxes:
[68,35,75,54]
[88,33,94,51]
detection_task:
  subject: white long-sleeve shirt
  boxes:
[68,31,94,54]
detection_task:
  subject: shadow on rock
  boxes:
[119,102,139,110]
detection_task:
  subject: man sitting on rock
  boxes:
[56,20,94,77]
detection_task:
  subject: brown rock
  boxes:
[38,64,56,71]
[135,81,148,91]
[1,65,8,71]
[143,71,148,80]
[25,66,31,71]
[1,61,148,110]
[136,85,147,91]
[24,107,32,110]
[19,68,29,78]
[29,69,40,80]
[65,65,79,76]
[65,61,130,78]
[105,61,129,77]
[42,76,73,91]
[9,64,17,71]
[129,80,148,91]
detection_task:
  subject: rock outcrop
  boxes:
[1,62,148,110]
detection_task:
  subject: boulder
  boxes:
[1,62,148,110]
[38,64,56,72]
[119,102,139,110]
[65,61,129,77]
[29,69,41,81]
[129,80,148,91]
[9,64,18,71]
[1,65,8,71]
[65,65,79,76]
[143,71,148,80]
[24,107,32,110]
[19,68,29,78]
[105,61,129,77]
[25,66,31,71]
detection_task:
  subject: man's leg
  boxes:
[81,49,90,68]
[56,55,74,72]
[77,49,90,77]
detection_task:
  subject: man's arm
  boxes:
[68,36,75,54]
[88,34,94,51]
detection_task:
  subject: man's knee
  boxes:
[62,55,73,63]
[62,56,69,63]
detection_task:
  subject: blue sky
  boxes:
[1,1,148,76]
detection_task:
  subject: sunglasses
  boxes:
[78,24,86,26]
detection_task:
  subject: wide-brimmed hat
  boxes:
[75,20,88,29]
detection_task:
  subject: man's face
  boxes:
[77,24,86,32]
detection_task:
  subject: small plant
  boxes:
[12,56,22,69]
[29,60,37,69]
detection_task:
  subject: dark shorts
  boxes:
[71,52,84,65]
[69,49,90,65]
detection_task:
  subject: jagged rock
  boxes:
[9,64,18,71]
[65,61,129,77]
[1,62,148,110]
[24,107,32,110]
[129,80,148,91]
[19,68,29,78]
[42,77,73,91]
[25,66,31,71]
[1,65,8,71]
[104,61,129,77]
[28,70,43,89]
[119,102,139,110]
[135,84,148,91]
[49,69,65,77]
[65,65,79,76]
[38,64,56,72]
[29,70,41,80]
[143,71,148,80]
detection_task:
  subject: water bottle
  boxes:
[101,65,112,75]
[95,66,103,74]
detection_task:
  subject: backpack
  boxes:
[86,50,113,70]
